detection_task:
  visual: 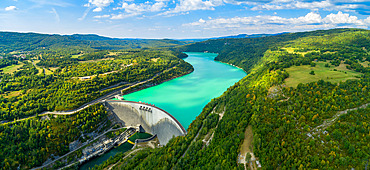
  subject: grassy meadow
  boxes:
[285,61,362,87]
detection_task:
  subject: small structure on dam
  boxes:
[104,100,187,145]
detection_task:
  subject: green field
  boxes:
[44,68,53,75]
[282,47,319,56]
[285,62,362,87]
[0,90,22,98]
[2,63,24,74]
[71,54,83,58]
[360,61,369,67]
[32,60,54,75]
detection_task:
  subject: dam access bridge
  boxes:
[104,100,187,145]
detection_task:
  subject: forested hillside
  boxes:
[0,32,189,54]
[106,28,370,169]
[0,49,192,121]
[173,28,363,72]
[0,104,108,169]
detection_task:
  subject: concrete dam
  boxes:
[104,100,187,145]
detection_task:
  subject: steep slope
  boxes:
[106,28,370,170]
[173,28,361,72]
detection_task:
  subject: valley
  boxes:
[0,28,369,170]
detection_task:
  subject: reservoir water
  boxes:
[79,52,246,169]
[123,52,247,129]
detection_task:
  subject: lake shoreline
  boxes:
[123,52,247,129]
[216,60,246,73]
[121,68,194,97]
[83,52,247,169]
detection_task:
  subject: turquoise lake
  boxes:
[123,52,247,129]
[79,52,246,169]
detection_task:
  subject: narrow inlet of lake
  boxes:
[123,52,247,129]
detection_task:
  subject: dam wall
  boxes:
[105,100,186,145]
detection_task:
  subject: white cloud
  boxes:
[51,8,60,23]
[111,13,138,19]
[121,1,165,13]
[295,12,322,24]
[294,1,332,9]
[323,11,364,25]
[365,16,370,24]
[79,7,92,21]
[250,0,361,11]
[86,0,114,12]
[5,6,17,11]
[94,14,111,18]
[111,1,166,19]
[162,0,223,15]
[223,0,259,5]
[93,7,103,12]
[184,11,369,34]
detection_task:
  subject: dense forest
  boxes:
[102,28,370,169]
[0,104,108,169]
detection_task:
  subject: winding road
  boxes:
[107,148,145,170]
[310,102,370,136]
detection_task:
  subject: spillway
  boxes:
[104,100,186,145]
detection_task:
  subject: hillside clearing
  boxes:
[71,54,83,58]
[360,61,369,67]
[285,62,361,87]
[2,63,24,74]
[1,90,22,98]
[238,125,258,170]
[78,58,114,63]
[282,47,319,56]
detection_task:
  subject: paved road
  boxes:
[32,127,128,170]
[107,148,144,170]
[310,102,370,135]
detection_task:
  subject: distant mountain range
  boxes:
[212,32,289,39]
[0,31,290,54]
[70,32,289,41]
[0,32,191,53]
[176,32,289,42]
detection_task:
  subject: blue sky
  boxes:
[1,0,370,38]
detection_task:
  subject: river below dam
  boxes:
[80,52,246,169]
